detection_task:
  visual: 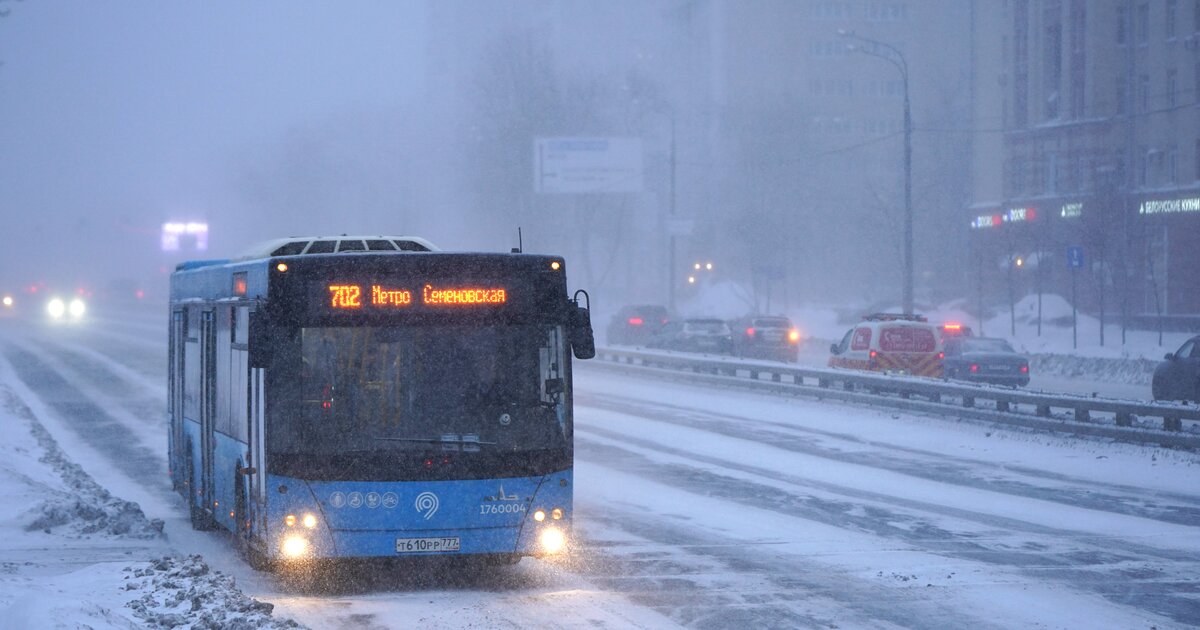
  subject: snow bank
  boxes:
[0,378,303,629]
[125,554,299,629]
[3,388,164,539]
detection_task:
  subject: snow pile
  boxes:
[7,390,164,539]
[1028,353,1159,386]
[125,555,301,629]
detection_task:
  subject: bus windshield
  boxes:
[268,324,569,480]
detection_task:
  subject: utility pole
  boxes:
[667,112,678,314]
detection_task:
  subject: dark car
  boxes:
[648,317,733,354]
[729,315,800,362]
[942,337,1029,386]
[1152,335,1200,402]
[606,304,670,346]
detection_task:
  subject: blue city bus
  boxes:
[167,236,595,568]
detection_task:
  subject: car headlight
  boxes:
[68,298,86,318]
[47,298,65,319]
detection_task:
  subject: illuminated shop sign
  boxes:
[326,283,505,310]
[1060,203,1083,219]
[1139,197,1200,215]
[971,206,1038,229]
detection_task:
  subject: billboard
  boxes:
[161,222,209,252]
[534,137,643,194]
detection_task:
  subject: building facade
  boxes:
[970,0,1200,327]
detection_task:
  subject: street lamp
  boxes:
[839,29,914,315]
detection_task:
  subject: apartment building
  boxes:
[970,0,1200,325]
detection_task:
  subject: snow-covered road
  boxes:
[1,306,1197,628]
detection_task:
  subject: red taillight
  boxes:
[937,351,945,360]
[869,350,878,359]
[661,318,668,324]
[628,317,644,326]
[969,364,979,373]
[746,327,756,337]
[1020,365,1029,374]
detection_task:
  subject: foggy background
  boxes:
[0,1,973,315]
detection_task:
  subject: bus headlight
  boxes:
[533,509,546,522]
[301,513,318,529]
[551,507,563,520]
[539,527,566,554]
[68,298,86,318]
[281,535,310,559]
[47,298,65,319]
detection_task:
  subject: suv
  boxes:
[607,304,670,346]
[729,315,800,362]
[649,317,733,354]
[829,313,943,377]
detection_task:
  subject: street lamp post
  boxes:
[668,111,678,314]
[840,30,913,315]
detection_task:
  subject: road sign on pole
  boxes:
[1066,246,1084,269]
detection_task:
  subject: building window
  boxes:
[1014,0,1030,127]
[1044,18,1062,120]
[1118,5,1129,44]
[1168,68,1178,107]
[1139,147,1151,187]
[1069,0,1086,118]
[1138,3,1150,45]
[1168,146,1178,183]
[1046,152,1059,193]
[1139,73,1150,111]
[1168,0,1178,39]
[1195,139,1200,180]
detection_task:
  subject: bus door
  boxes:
[249,364,267,532]
[169,310,186,488]
[200,310,217,518]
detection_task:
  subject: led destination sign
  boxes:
[327,283,506,310]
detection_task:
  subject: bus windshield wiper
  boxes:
[375,433,497,446]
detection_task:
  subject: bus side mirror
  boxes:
[570,304,596,360]
[248,311,272,369]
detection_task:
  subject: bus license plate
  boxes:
[395,537,461,554]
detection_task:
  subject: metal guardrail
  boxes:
[591,346,1200,450]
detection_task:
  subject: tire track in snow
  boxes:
[573,434,1200,626]
[577,392,1200,527]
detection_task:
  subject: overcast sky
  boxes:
[0,1,428,293]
